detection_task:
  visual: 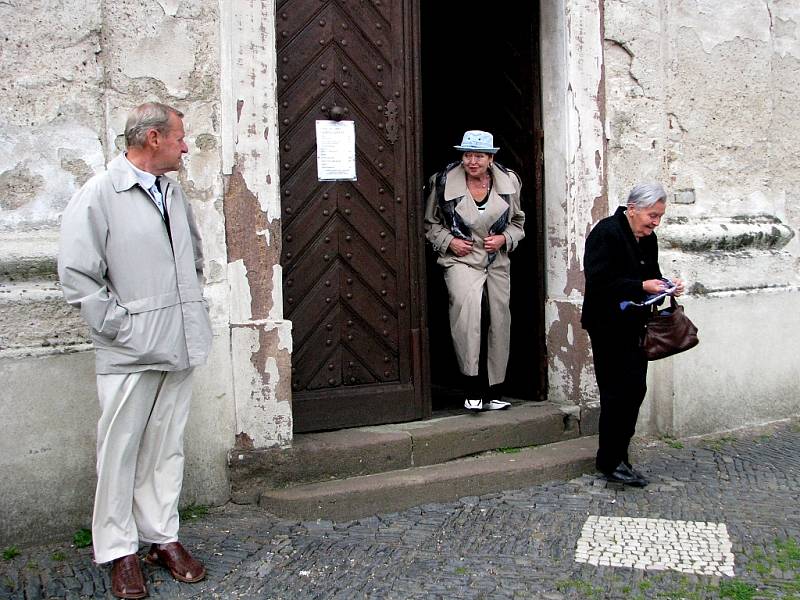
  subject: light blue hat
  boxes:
[454,130,499,154]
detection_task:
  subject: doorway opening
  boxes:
[419,1,546,410]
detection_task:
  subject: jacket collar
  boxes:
[107,153,176,194]
[443,163,517,201]
[108,154,140,193]
[614,205,657,248]
[447,163,515,234]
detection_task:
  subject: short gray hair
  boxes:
[124,102,184,148]
[627,182,667,209]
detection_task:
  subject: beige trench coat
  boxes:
[58,154,212,374]
[424,163,525,385]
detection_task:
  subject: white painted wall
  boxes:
[603,0,800,435]
[643,290,800,437]
[540,0,799,436]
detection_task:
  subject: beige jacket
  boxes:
[424,163,525,269]
[58,154,212,374]
[423,162,525,385]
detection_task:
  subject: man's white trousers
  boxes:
[92,369,194,564]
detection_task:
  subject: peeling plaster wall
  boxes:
[605,0,800,228]
[600,0,800,435]
[219,1,293,450]
[0,0,236,546]
[0,1,105,232]
[541,0,606,407]
[541,0,800,437]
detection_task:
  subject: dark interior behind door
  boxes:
[420,1,546,407]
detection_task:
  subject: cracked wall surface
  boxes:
[541,0,799,438]
[605,0,800,238]
[600,0,800,435]
[541,0,607,407]
[219,0,292,449]
[0,0,237,546]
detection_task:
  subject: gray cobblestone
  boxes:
[2,421,800,598]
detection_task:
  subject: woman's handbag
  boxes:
[641,297,699,360]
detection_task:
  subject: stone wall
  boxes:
[603,0,800,435]
[0,0,236,545]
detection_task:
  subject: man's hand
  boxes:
[483,234,506,253]
[448,238,474,257]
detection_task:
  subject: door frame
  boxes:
[216,0,606,448]
[406,0,431,419]
[415,1,548,406]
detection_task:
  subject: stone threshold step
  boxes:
[256,435,599,522]
[230,402,584,503]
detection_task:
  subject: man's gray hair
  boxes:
[627,182,667,209]
[124,102,184,148]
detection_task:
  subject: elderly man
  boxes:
[58,102,212,599]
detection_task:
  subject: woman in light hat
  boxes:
[424,130,525,411]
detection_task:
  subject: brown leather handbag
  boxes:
[641,297,699,360]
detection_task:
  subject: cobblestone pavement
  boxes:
[2,421,800,599]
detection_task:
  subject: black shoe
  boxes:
[602,462,648,487]
[625,463,650,485]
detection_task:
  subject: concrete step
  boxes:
[229,402,597,507]
[257,435,599,521]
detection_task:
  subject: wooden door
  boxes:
[277,0,427,432]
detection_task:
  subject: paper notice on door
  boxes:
[316,120,357,181]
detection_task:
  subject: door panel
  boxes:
[277,0,426,431]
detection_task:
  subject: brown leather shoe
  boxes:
[110,554,148,599]
[145,541,206,583]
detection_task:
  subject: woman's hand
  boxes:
[448,238,474,257]
[643,278,686,296]
[483,234,506,253]
[643,279,668,294]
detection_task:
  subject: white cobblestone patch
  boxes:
[575,516,735,577]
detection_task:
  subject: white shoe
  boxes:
[483,399,511,411]
[464,398,483,412]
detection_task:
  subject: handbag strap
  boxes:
[650,295,678,316]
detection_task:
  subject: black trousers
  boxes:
[588,326,648,474]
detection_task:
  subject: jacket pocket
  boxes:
[120,291,181,315]
[111,293,184,366]
[84,299,129,341]
[114,304,186,366]
[110,293,181,354]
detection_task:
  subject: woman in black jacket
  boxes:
[581,183,684,486]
